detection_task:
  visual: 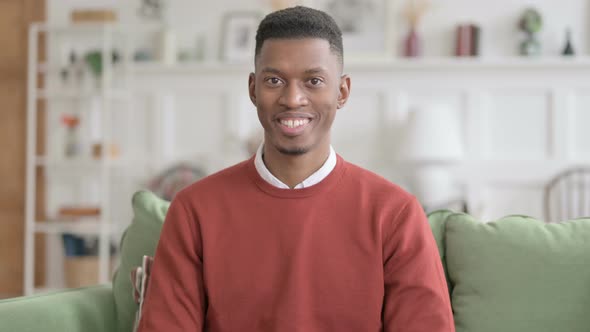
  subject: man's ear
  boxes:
[337,75,351,109]
[248,73,256,106]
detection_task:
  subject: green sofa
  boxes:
[2,191,590,332]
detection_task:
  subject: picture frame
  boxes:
[219,11,263,63]
[303,0,394,60]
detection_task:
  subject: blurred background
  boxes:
[2,0,590,298]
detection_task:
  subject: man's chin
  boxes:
[277,146,309,156]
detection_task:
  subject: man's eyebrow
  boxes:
[260,67,283,75]
[304,67,328,74]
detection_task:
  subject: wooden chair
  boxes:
[544,167,590,222]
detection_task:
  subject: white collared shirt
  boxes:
[254,143,337,189]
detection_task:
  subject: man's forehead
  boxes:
[258,38,330,56]
[259,66,330,75]
[255,38,341,70]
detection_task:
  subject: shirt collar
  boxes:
[254,143,337,189]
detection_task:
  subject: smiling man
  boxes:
[137,6,454,332]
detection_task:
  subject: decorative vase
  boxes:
[562,28,575,56]
[157,26,177,65]
[404,27,421,57]
[65,126,81,158]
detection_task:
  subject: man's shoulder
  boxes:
[177,158,253,197]
[341,159,414,202]
[340,159,421,222]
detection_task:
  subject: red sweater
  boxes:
[137,155,454,332]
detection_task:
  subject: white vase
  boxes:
[157,27,177,65]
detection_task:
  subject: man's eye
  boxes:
[309,78,324,86]
[266,77,282,85]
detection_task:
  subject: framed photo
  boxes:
[219,12,263,63]
[304,0,393,60]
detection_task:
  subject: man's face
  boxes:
[249,38,350,156]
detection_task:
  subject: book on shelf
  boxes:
[455,24,481,57]
[58,206,101,218]
[70,9,117,23]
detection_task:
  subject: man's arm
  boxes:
[137,194,206,331]
[382,197,454,332]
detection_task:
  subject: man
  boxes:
[137,6,454,332]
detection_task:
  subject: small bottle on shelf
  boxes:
[62,114,81,158]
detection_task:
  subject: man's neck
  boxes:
[262,143,331,189]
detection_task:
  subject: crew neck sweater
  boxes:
[137,155,454,332]
[254,143,337,189]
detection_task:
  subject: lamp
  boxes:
[400,103,464,207]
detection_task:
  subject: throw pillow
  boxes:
[445,214,590,332]
[112,191,169,332]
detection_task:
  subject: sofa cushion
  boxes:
[112,191,169,332]
[426,209,455,293]
[445,213,590,332]
[0,285,116,332]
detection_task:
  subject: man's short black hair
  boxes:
[255,6,343,64]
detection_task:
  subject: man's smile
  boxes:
[274,112,314,136]
[276,117,312,136]
[279,118,310,128]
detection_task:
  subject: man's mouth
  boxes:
[279,118,310,128]
[276,117,312,135]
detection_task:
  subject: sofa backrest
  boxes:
[433,212,590,332]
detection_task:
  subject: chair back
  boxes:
[544,167,590,222]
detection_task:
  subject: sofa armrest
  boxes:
[0,284,116,332]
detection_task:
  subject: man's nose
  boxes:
[278,83,309,109]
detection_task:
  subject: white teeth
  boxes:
[280,118,310,128]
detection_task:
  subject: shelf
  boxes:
[34,220,113,235]
[344,56,590,70]
[34,23,118,33]
[130,56,590,75]
[36,89,128,100]
[37,62,131,75]
[26,22,134,297]
[35,156,129,169]
[32,22,163,34]
[132,61,255,74]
